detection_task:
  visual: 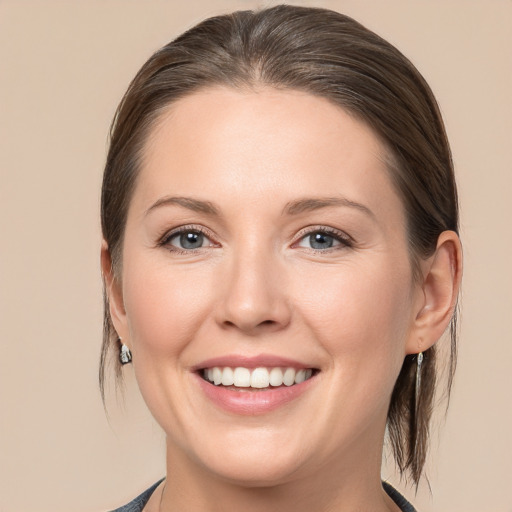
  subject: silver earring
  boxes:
[119,342,132,365]
[414,351,424,416]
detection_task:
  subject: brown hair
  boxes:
[100,4,459,485]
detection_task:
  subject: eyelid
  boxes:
[292,225,354,249]
[158,224,219,249]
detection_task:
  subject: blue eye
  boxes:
[165,229,210,250]
[310,232,336,249]
[297,229,350,250]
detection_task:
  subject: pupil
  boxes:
[310,232,333,249]
[180,232,203,249]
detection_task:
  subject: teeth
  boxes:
[251,367,269,388]
[295,369,306,384]
[269,367,284,387]
[202,366,314,389]
[233,367,251,387]
[283,368,295,386]
[212,367,222,386]
[221,367,234,386]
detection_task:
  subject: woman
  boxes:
[100,5,462,511]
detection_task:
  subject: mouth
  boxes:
[193,355,319,414]
[200,366,317,390]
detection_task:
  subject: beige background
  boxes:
[1,1,511,511]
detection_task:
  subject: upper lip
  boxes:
[192,354,315,371]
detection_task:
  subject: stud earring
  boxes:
[119,340,132,365]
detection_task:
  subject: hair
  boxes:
[100,4,459,486]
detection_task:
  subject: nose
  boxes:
[215,244,292,335]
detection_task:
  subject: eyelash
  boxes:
[157,225,353,254]
[294,225,354,252]
[158,225,216,255]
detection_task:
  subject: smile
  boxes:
[202,366,315,389]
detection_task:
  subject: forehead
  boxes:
[134,86,403,222]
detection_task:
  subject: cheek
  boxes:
[120,254,219,433]
[295,261,415,448]
[121,255,215,357]
[298,259,413,381]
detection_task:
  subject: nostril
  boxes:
[221,318,280,333]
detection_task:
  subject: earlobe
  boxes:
[407,231,462,354]
[101,240,128,340]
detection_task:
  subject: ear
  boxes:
[406,230,463,354]
[101,240,129,343]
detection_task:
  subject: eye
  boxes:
[296,228,352,251]
[173,231,206,250]
[161,227,215,251]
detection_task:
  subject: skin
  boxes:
[103,87,462,512]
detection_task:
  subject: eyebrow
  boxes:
[145,196,220,217]
[283,197,375,218]
[145,195,374,219]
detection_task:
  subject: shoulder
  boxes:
[108,479,164,512]
[382,481,418,512]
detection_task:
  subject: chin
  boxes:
[181,426,311,487]
[201,454,303,488]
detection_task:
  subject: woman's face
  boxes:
[111,87,425,485]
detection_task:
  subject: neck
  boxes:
[158,437,400,512]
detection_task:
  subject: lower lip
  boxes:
[195,373,316,415]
